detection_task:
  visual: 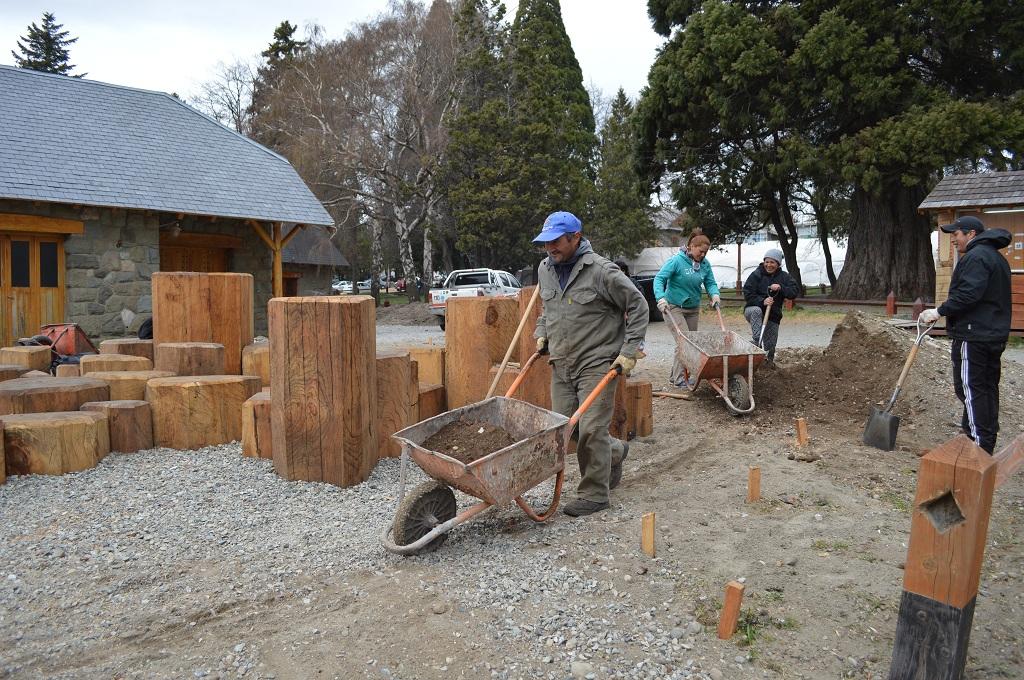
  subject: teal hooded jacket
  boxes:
[653,251,720,309]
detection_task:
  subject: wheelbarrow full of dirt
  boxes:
[665,306,766,415]
[381,352,620,555]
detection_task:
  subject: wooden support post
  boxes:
[747,466,761,503]
[408,346,445,386]
[886,290,897,317]
[911,297,925,321]
[795,417,809,447]
[445,296,519,408]
[272,222,284,299]
[641,512,656,557]
[241,392,273,459]
[718,581,746,639]
[417,384,446,420]
[376,351,418,459]
[888,435,997,680]
[269,297,376,487]
[81,400,153,453]
[609,374,629,440]
[626,380,653,437]
[242,342,270,387]
[515,286,551,409]
[488,364,521,399]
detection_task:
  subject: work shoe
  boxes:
[562,498,609,517]
[609,442,629,490]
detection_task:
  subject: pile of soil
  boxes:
[423,420,518,463]
[376,301,437,326]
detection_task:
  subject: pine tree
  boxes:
[590,89,655,258]
[250,21,308,147]
[11,12,83,77]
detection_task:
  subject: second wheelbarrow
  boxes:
[381,353,621,556]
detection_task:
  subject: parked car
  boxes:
[428,268,521,330]
[332,279,353,294]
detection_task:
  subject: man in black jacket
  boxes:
[921,216,1012,453]
[742,248,800,367]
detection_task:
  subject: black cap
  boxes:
[940,215,985,234]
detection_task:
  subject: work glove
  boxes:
[711,294,721,308]
[611,354,637,377]
[919,308,940,324]
[656,298,670,314]
[536,336,548,354]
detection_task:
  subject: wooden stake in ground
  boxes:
[747,466,761,503]
[717,581,746,639]
[641,512,656,557]
[795,417,809,446]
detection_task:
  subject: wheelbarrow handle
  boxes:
[567,366,621,436]
[503,349,546,398]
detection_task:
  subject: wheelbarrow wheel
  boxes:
[392,480,457,554]
[726,375,751,416]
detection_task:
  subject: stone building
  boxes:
[0,65,340,346]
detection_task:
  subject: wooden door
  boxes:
[161,246,229,273]
[0,233,66,346]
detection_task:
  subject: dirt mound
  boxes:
[376,301,438,326]
[759,312,962,435]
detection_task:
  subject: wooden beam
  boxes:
[248,220,275,251]
[272,222,284,298]
[747,466,761,503]
[994,432,1024,489]
[280,223,306,248]
[641,512,656,557]
[795,418,809,447]
[159,231,244,249]
[0,213,84,234]
[717,581,745,639]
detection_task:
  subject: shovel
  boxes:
[757,296,775,348]
[862,318,935,451]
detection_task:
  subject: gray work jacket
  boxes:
[535,249,648,378]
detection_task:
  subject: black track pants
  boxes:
[951,338,1006,454]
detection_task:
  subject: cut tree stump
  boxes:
[0,346,52,372]
[154,342,225,376]
[376,351,419,459]
[241,392,272,459]
[55,364,80,377]
[86,370,176,401]
[0,377,110,416]
[80,353,153,375]
[2,411,109,475]
[81,400,153,453]
[151,272,254,374]
[99,338,154,361]
[0,364,32,382]
[269,296,376,487]
[146,375,260,449]
[417,384,446,421]
[241,342,270,387]
[408,346,445,386]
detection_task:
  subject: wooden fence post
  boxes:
[886,291,897,318]
[888,436,996,680]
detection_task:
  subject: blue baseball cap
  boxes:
[532,211,582,243]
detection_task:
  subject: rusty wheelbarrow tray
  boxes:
[666,307,766,415]
[381,353,619,555]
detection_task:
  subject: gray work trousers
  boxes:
[744,306,780,361]
[551,361,626,504]
[666,305,699,386]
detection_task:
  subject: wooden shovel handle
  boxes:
[486,285,541,399]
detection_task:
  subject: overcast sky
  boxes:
[1,1,663,102]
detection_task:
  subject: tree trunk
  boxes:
[768,192,803,292]
[832,184,934,300]
[421,222,433,302]
[371,218,384,303]
[817,221,838,287]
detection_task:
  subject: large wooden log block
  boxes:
[417,384,446,421]
[241,392,272,459]
[81,400,153,453]
[54,364,80,377]
[515,286,551,409]
[241,342,270,387]
[151,272,254,374]
[0,377,110,416]
[487,364,521,400]
[0,346,52,372]
[408,346,445,386]
[87,370,176,401]
[2,411,109,475]
[627,380,653,438]
[146,375,260,450]
[98,338,154,361]
[80,353,153,375]
[0,364,32,382]
[376,352,419,459]
[154,342,225,376]
[445,296,521,409]
[270,297,376,487]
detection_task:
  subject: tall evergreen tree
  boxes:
[11,11,83,77]
[590,89,655,258]
[507,0,597,261]
[250,21,308,147]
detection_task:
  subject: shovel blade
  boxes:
[863,407,900,451]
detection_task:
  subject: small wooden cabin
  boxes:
[919,171,1024,334]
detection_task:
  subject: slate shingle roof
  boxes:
[282,224,348,267]
[919,170,1024,210]
[0,65,333,226]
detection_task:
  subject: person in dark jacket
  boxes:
[920,215,1012,453]
[742,249,800,367]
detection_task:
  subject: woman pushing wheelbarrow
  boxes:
[382,211,649,555]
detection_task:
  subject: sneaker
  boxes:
[562,498,609,517]
[610,442,629,490]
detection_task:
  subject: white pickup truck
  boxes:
[428,268,522,330]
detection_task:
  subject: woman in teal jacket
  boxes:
[654,229,721,388]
